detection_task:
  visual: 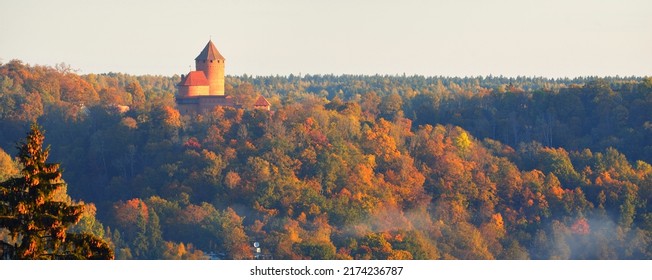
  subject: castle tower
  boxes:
[195,40,225,95]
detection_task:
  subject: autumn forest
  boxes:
[1,60,651,259]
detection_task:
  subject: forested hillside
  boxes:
[1,60,651,259]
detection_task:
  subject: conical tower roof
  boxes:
[195,40,225,61]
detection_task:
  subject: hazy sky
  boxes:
[1,0,650,77]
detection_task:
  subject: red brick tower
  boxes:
[195,40,225,95]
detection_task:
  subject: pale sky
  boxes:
[1,0,650,78]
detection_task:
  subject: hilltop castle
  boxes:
[176,40,270,115]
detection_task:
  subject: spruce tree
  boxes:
[0,124,114,259]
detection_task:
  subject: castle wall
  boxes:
[176,97,199,115]
[177,96,237,116]
[177,103,198,115]
[178,86,189,97]
[198,96,235,112]
[196,59,225,95]
[185,85,210,96]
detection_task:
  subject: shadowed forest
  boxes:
[1,60,651,259]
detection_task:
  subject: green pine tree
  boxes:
[0,124,114,259]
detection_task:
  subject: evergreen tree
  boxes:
[0,124,113,259]
[132,206,150,259]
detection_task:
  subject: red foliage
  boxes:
[571,217,590,235]
[183,137,202,150]
[113,198,148,226]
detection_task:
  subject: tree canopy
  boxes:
[1,60,651,259]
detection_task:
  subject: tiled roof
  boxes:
[179,71,209,86]
[254,95,271,106]
[195,40,225,61]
